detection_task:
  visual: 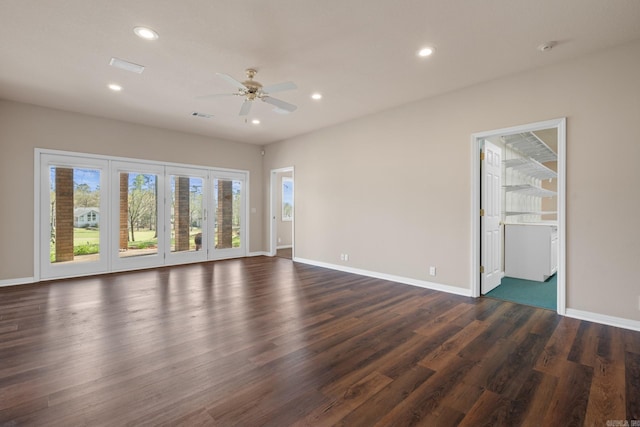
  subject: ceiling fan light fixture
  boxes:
[108,83,122,92]
[311,93,322,100]
[417,46,435,57]
[252,119,261,125]
[133,26,159,40]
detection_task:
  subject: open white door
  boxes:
[481,140,502,293]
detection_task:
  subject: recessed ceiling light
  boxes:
[133,26,159,40]
[251,119,260,125]
[108,83,122,92]
[417,46,435,57]
[311,93,322,100]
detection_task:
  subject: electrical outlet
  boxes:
[429,266,436,276]
[340,254,345,261]
[278,237,282,243]
[344,254,349,261]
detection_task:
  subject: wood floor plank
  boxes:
[534,316,581,377]
[420,319,489,372]
[484,333,547,399]
[0,256,638,425]
[456,389,511,427]
[336,365,435,427]
[626,350,640,420]
[372,355,477,426]
[541,361,594,426]
[584,326,627,425]
[509,369,559,427]
[291,371,393,426]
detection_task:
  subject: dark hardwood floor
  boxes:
[275,247,292,259]
[1,256,638,426]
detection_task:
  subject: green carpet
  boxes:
[485,274,556,311]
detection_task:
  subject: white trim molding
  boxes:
[248,251,270,257]
[269,166,294,258]
[565,308,640,332]
[470,118,567,315]
[294,257,473,297]
[276,245,293,250]
[0,277,35,288]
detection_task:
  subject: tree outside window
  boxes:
[282,177,293,221]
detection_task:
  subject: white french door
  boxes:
[165,167,209,265]
[38,150,249,281]
[110,161,165,272]
[39,154,109,279]
[210,172,246,260]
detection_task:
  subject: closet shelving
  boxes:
[502,132,557,163]
[503,158,557,180]
[505,211,558,216]
[504,184,556,198]
[502,131,558,218]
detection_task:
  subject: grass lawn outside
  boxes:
[50,227,239,261]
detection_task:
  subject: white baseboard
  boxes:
[248,251,270,257]
[293,257,472,297]
[0,277,35,287]
[276,245,292,250]
[565,308,640,332]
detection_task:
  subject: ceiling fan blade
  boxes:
[262,81,297,94]
[239,100,252,116]
[216,72,247,90]
[195,93,235,100]
[262,96,297,113]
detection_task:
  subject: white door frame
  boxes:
[470,118,566,315]
[269,166,294,257]
[38,153,110,280]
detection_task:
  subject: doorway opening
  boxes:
[270,167,294,260]
[471,118,566,314]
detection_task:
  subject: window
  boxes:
[282,177,293,221]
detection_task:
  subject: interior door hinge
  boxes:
[480,152,485,161]
[480,209,485,217]
[480,266,485,274]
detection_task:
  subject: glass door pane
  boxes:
[111,162,165,271]
[118,172,159,258]
[171,176,203,253]
[166,168,208,265]
[49,167,102,264]
[211,175,245,259]
[40,155,108,279]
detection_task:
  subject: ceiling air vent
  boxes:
[191,112,213,119]
[109,57,145,74]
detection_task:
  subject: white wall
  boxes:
[263,39,640,322]
[0,101,264,281]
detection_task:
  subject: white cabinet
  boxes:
[505,224,558,282]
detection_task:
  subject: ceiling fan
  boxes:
[197,68,298,116]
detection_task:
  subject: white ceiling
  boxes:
[1,1,640,145]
